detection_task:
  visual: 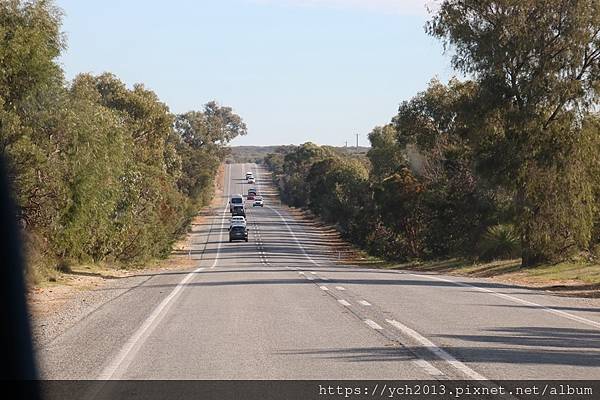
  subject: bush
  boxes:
[478,224,521,261]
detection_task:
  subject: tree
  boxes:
[429,0,600,265]
[307,156,369,238]
[175,102,247,206]
[0,0,65,229]
[280,142,333,207]
[175,101,247,149]
[367,125,406,181]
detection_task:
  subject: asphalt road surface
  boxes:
[38,163,600,380]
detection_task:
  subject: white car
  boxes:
[253,196,264,207]
[248,177,256,184]
[229,216,246,230]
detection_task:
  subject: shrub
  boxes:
[478,224,521,261]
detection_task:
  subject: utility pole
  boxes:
[344,140,348,152]
[355,133,359,153]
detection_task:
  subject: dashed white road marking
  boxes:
[338,299,351,307]
[358,300,372,306]
[309,271,317,275]
[364,319,383,330]
[386,319,487,380]
[320,286,329,291]
[335,286,346,291]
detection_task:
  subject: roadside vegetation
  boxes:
[1,1,246,283]
[265,1,600,278]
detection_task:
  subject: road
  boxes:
[38,163,600,380]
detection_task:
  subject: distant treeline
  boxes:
[229,145,370,164]
[266,0,600,267]
[0,1,246,282]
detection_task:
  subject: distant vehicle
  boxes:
[253,196,264,207]
[247,188,257,200]
[232,205,246,217]
[230,194,244,213]
[229,216,246,230]
[248,177,256,184]
[229,225,248,242]
[245,172,253,180]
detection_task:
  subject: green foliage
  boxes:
[307,156,370,239]
[0,1,247,281]
[174,103,246,207]
[429,0,600,265]
[478,224,521,261]
[278,142,334,207]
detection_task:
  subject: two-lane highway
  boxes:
[37,163,600,380]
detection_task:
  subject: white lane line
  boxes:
[267,206,325,269]
[364,319,383,330]
[386,319,487,381]
[338,299,351,306]
[309,271,317,275]
[320,276,330,281]
[358,300,372,306]
[335,286,346,291]
[414,359,446,378]
[298,271,305,275]
[306,276,315,281]
[409,273,600,330]
[320,286,329,291]
[98,166,231,380]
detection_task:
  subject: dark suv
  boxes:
[229,225,248,242]
[232,205,246,217]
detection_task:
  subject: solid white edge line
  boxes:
[386,319,487,381]
[364,319,383,330]
[97,165,231,380]
[410,273,600,329]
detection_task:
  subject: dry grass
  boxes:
[382,258,600,298]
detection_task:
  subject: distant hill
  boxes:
[228,145,371,163]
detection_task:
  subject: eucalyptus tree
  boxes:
[429,0,600,265]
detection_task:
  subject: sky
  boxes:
[55,0,454,146]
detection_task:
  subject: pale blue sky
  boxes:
[56,0,454,146]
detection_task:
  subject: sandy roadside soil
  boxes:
[29,164,226,342]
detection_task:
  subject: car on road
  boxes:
[229,194,244,213]
[245,172,253,180]
[232,205,246,217]
[247,188,257,200]
[253,196,264,207]
[229,216,246,230]
[229,225,248,242]
[248,177,256,184]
